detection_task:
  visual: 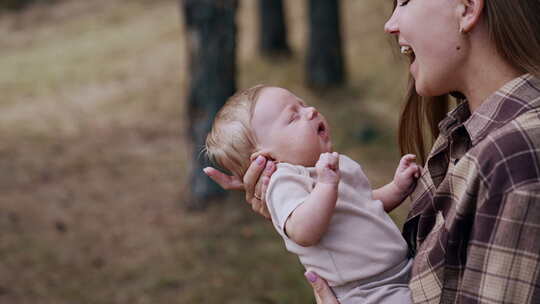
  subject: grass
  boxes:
[0,0,410,303]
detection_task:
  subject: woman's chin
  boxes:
[414,83,428,97]
[415,81,440,98]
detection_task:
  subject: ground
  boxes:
[0,1,409,303]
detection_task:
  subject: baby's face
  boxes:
[251,87,332,167]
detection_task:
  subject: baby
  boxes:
[205,85,418,303]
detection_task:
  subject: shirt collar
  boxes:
[438,100,470,137]
[437,73,540,146]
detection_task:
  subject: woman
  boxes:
[204,0,540,302]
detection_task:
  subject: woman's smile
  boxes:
[400,45,417,74]
[400,45,415,61]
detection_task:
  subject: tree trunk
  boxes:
[0,0,42,11]
[258,0,291,58]
[306,0,345,88]
[181,0,238,210]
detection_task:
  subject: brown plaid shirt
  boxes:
[404,74,540,303]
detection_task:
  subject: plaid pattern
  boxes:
[404,74,540,303]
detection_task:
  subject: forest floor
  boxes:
[0,0,409,303]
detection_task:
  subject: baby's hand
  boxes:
[393,154,421,195]
[316,152,340,185]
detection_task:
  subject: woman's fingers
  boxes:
[251,196,270,219]
[205,155,275,219]
[258,160,275,219]
[243,155,268,204]
[203,167,244,190]
[249,160,275,219]
[305,272,339,304]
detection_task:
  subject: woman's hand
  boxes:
[305,271,339,304]
[202,167,244,190]
[242,156,275,219]
[203,155,276,219]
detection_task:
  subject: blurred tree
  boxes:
[0,0,47,11]
[258,0,291,58]
[180,0,238,210]
[306,0,345,88]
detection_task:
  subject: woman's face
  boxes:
[385,0,466,97]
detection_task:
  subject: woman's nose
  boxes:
[384,11,399,34]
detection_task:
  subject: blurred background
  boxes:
[0,0,410,303]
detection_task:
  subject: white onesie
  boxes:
[266,154,412,303]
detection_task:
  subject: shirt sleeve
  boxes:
[265,165,313,235]
[458,183,540,303]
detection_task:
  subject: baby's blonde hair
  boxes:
[205,84,268,178]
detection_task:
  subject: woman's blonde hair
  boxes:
[205,84,268,178]
[397,0,540,164]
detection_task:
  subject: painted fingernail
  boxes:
[305,271,318,283]
[256,155,265,166]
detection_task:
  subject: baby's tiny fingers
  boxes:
[330,154,339,168]
[403,165,419,178]
[415,165,423,178]
[401,154,416,166]
[324,153,337,168]
[318,153,330,164]
[404,153,416,160]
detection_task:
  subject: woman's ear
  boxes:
[458,0,484,33]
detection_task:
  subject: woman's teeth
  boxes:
[400,45,412,54]
[400,46,415,60]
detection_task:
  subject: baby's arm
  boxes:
[373,154,420,212]
[284,152,340,247]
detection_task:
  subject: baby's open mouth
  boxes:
[317,122,326,136]
[400,46,416,62]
